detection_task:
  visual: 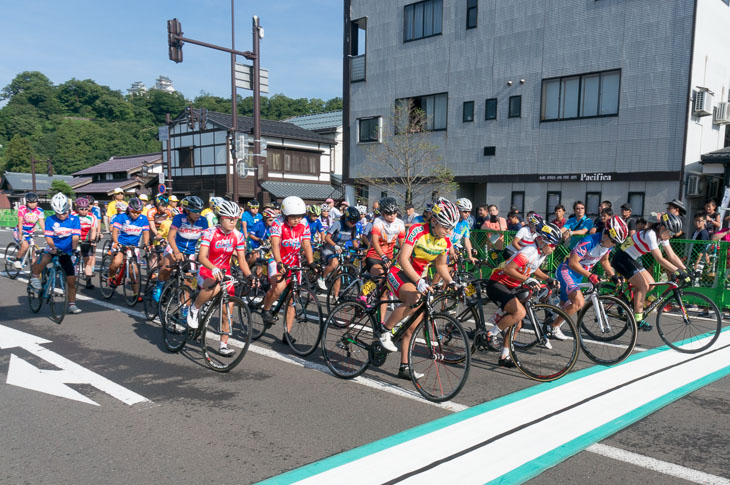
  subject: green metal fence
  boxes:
[0,209,55,228]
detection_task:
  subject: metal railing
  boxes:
[350,54,366,82]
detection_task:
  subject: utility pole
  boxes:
[165,113,173,195]
[30,157,37,193]
[252,16,262,204]
[231,0,239,203]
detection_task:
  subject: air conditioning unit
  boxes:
[686,174,703,197]
[694,90,713,117]
[714,101,730,125]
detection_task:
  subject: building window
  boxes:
[267,148,318,175]
[508,96,522,118]
[511,191,524,214]
[547,191,561,216]
[628,192,645,217]
[395,93,448,132]
[541,69,621,121]
[355,184,369,203]
[483,146,496,156]
[404,0,443,42]
[358,117,381,143]
[485,98,497,120]
[585,192,601,217]
[466,0,478,29]
[462,101,474,122]
[178,147,194,168]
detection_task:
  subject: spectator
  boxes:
[620,203,637,237]
[509,205,524,227]
[564,200,593,248]
[506,211,522,232]
[403,203,419,229]
[474,205,488,229]
[689,211,710,272]
[481,204,507,250]
[591,201,612,233]
[590,207,613,234]
[326,198,342,219]
[551,204,567,228]
[704,199,722,234]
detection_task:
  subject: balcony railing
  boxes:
[350,54,366,82]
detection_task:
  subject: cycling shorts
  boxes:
[486,280,518,310]
[386,265,415,299]
[321,246,338,263]
[197,268,235,296]
[42,250,75,277]
[13,229,33,243]
[163,246,198,270]
[612,250,645,279]
[556,262,583,303]
[267,260,302,284]
[163,243,195,257]
[80,242,95,258]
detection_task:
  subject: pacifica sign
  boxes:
[538,172,612,182]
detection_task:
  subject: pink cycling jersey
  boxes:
[199,227,246,277]
[270,216,311,267]
[17,205,44,236]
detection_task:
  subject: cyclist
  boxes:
[202,197,221,227]
[306,204,326,245]
[30,193,82,314]
[14,192,45,269]
[168,195,180,215]
[412,203,433,224]
[105,187,125,233]
[88,196,102,240]
[485,221,562,368]
[147,194,173,241]
[108,198,150,290]
[452,198,477,264]
[73,197,98,290]
[247,207,276,268]
[241,199,262,240]
[550,216,628,339]
[153,196,209,301]
[612,213,690,331]
[512,212,541,253]
[379,197,460,380]
[260,196,317,342]
[186,200,254,356]
[318,206,362,292]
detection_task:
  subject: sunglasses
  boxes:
[77,208,89,211]
[221,216,237,222]
[382,210,396,216]
[129,210,142,215]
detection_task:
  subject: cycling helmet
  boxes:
[263,208,278,218]
[380,197,399,215]
[660,212,683,235]
[536,221,562,245]
[155,194,169,206]
[216,199,241,218]
[606,215,629,244]
[356,205,368,215]
[272,201,281,210]
[115,201,128,212]
[210,196,224,209]
[246,199,260,208]
[307,204,322,216]
[127,197,143,212]
[51,193,70,213]
[431,198,460,230]
[423,203,433,214]
[343,206,360,223]
[75,197,90,209]
[181,195,204,212]
[455,198,473,212]
[320,203,330,212]
[528,213,543,226]
[281,196,306,216]
[25,192,39,203]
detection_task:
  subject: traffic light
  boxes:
[167,19,183,63]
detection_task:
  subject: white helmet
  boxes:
[455,198,473,212]
[210,196,224,209]
[320,203,330,212]
[281,196,306,216]
[356,205,367,215]
[431,197,460,230]
[51,193,70,214]
[215,200,241,218]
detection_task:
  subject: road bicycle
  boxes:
[99,245,142,306]
[608,278,721,353]
[74,241,97,289]
[153,257,198,325]
[321,280,471,403]
[322,247,364,313]
[5,237,38,279]
[27,253,68,324]
[161,275,252,372]
[249,265,323,357]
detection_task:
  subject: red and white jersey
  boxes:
[270,216,311,267]
[17,205,44,235]
[490,245,546,288]
[514,226,537,246]
[199,226,245,271]
[366,216,405,259]
[622,229,669,260]
[72,211,98,241]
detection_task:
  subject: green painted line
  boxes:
[490,364,730,485]
[257,328,730,484]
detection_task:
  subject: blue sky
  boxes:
[0,0,343,101]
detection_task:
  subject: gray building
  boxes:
[344,0,730,220]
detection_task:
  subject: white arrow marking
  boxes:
[1,324,150,406]
[6,354,98,406]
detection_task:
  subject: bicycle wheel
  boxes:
[285,285,323,356]
[326,271,360,315]
[28,276,43,313]
[321,300,373,378]
[143,268,160,320]
[122,260,141,306]
[99,255,115,299]
[162,283,194,353]
[245,275,268,311]
[48,269,68,324]
[408,313,471,403]
[4,242,21,279]
[578,295,637,365]
[101,239,112,256]
[656,290,721,353]
[509,303,579,382]
[200,296,252,372]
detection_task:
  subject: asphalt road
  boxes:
[0,229,728,484]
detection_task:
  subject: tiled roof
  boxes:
[701,146,730,163]
[260,181,344,200]
[1,172,84,192]
[285,111,342,132]
[73,153,161,176]
[74,179,142,196]
[185,110,335,145]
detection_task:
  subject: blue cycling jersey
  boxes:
[112,213,149,247]
[44,214,81,254]
[308,218,325,241]
[451,219,471,245]
[248,220,270,250]
[170,213,209,254]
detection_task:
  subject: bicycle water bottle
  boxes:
[390,315,410,335]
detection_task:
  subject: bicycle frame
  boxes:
[616,280,687,321]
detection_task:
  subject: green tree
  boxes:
[49,179,75,199]
[3,135,34,173]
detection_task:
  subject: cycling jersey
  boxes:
[320,214,334,232]
[489,245,546,288]
[241,211,262,234]
[44,214,81,254]
[556,233,611,301]
[514,226,537,246]
[199,227,245,272]
[91,205,102,221]
[451,219,471,245]
[112,213,149,247]
[157,219,172,241]
[147,207,173,228]
[170,213,209,255]
[621,229,670,260]
[401,223,451,277]
[17,205,44,236]
[366,216,405,260]
[201,208,217,227]
[248,220,270,250]
[73,212,98,241]
[326,220,361,247]
[270,216,311,267]
[307,217,325,241]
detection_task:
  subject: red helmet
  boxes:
[606,215,628,244]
